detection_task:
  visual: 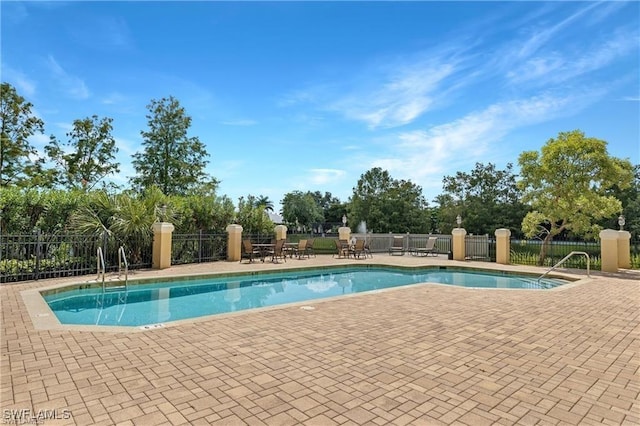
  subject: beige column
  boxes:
[495,228,511,265]
[451,228,467,261]
[617,230,631,269]
[338,226,351,242]
[226,224,243,262]
[152,222,175,269]
[274,224,288,240]
[599,229,619,273]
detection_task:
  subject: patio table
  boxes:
[252,243,275,262]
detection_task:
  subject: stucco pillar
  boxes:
[226,224,243,262]
[599,229,619,273]
[338,227,351,242]
[152,222,175,269]
[617,230,631,269]
[495,228,511,265]
[451,228,467,261]
[274,224,288,240]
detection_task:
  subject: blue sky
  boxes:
[2,1,639,210]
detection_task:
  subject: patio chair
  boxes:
[351,239,367,259]
[364,240,373,258]
[334,239,350,259]
[388,236,405,256]
[411,236,438,257]
[241,240,261,263]
[268,239,287,263]
[294,239,308,259]
[304,239,316,257]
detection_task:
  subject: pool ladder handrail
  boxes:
[96,247,106,287]
[538,251,590,284]
[117,246,129,290]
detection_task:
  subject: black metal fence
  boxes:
[2,230,636,283]
[171,232,227,265]
[464,234,496,262]
[0,231,152,283]
[510,237,602,270]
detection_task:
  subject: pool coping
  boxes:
[21,262,590,334]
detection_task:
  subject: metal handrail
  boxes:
[118,246,129,288]
[538,251,590,283]
[97,247,106,288]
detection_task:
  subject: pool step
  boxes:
[103,283,127,292]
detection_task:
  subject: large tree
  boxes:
[45,115,120,190]
[280,191,324,232]
[131,96,218,196]
[0,82,47,188]
[439,162,529,236]
[518,130,633,264]
[349,167,427,233]
[308,191,345,224]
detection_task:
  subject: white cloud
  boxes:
[328,60,457,129]
[46,55,90,100]
[308,168,346,185]
[221,119,258,126]
[370,90,606,191]
[514,2,601,60]
[28,133,50,149]
[114,137,139,157]
[102,92,127,105]
[54,122,73,132]
[507,29,639,86]
[2,67,37,97]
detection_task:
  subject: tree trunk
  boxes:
[538,232,554,266]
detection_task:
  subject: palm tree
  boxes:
[69,190,156,265]
[255,195,274,212]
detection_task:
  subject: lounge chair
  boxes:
[240,240,261,263]
[388,236,405,256]
[411,236,438,257]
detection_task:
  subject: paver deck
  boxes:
[1,255,638,425]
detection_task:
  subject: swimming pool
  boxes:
[42,266,568,327]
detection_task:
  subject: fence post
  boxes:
[617,230,631,269]
[599,229,619,273]
[152,222,175,269]
[274,224,288,240]
[452,228,467,261]
[226,224,243,262]
[34,228,42,280]
[495,228,511,265]
[339,226,351,242]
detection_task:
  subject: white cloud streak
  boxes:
[46,55,90,100]
[2,67,37,97]
[373,89,607,189]
[507,28,639,86]
[308,168,346,185]
[221,119,258,126]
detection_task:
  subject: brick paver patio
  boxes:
[1,255,638,425]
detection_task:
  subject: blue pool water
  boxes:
[43,267,567,327]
